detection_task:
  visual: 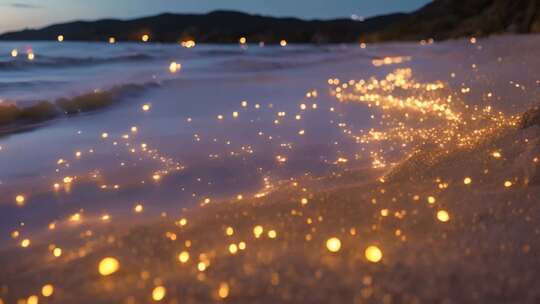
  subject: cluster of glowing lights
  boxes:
[330,68,519,170]
[372,56,411,67]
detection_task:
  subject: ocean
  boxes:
[0,41,380,240]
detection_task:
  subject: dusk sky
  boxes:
[0,0,431,33]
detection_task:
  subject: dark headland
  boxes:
[0,0,539,43]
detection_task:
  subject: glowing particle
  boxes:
[492,151,502,158]
[21,238,30,248]
[228,243,238,254]
[152,286,166,301]
[504,180,513,188]
[178,218,187,226]
[15,194,25,206]
[11,230,19,238]
[178,251,190,263]
[69,213,81,222]
[169,61,181,73]
[365,246,383,263]
[463,177,472,185]
[253,225,263,238]
[238,241,246,250]
[197,261,207,271]
[326,237,341,253]
[300,198,308,205]
[218,282,230,299]
[134,204,144,213]
[268,230,277,239]
[27,295,39,304]
[41,284,54,297]
[437,210,450,222]
[98,257,120,276]
[232,111,239,118]
[225,226,234,236]
[427,196,436,204]
[53,247,62,257]
[152,174,161,181]
[241,101,248,107]
[101,132,109,139]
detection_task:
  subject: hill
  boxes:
[0,10,406,44]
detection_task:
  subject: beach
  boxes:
[1,35,540,303]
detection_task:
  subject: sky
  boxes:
[0,0,431,33]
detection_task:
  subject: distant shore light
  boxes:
[57,35,64,42]
[108,37,116,44]
[169,61,181,73]
[280,39,288,47]
[181,40,196,48]
[141,34,150,42]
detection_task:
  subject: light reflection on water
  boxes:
[0,42,376,243]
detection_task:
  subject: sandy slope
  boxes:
[1,106,539,304]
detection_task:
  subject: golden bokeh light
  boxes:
[152,286,166,301]
[365,246,383,263]
[98,257,120,276]
[326,237,342,253]
[41,284,54,297]
[437,210,450,222]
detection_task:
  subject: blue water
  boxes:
[0,42,379,244]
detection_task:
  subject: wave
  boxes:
[218,50,375,72]
[0,53,154,70]
[0,81,159,134]
[0,80,68,89]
